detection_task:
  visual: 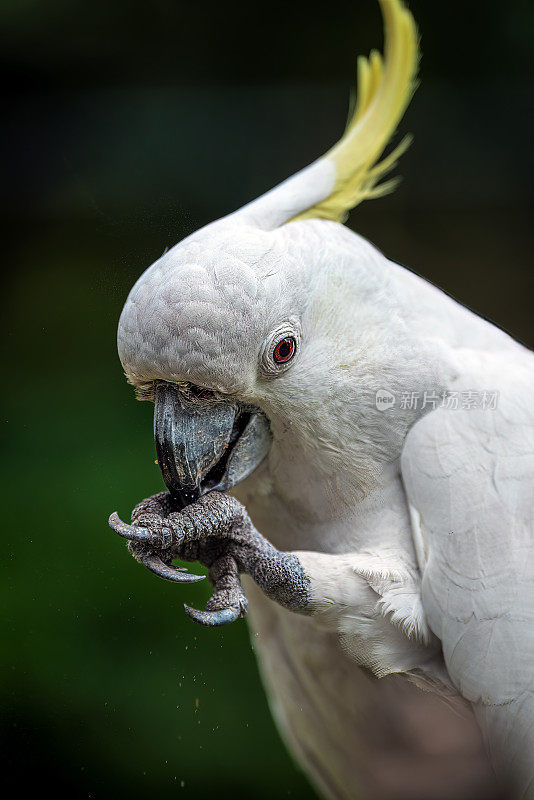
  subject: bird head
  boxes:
[117,0,421,513]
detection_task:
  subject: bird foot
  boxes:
[109,491,310,626]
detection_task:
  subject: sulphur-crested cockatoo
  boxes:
[109,0,534,797]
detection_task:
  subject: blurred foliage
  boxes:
[2,0,533,797]
[2,0,534,86]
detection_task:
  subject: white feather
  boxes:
[401,351,534,797]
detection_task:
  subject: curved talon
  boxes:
[139,552,205,583]
[109,512,157,544]
[183,604,241,627]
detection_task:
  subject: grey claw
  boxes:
[183,604,240,627]
[139,552,205,583]
[109,512,156,544]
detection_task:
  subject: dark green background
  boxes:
[3,1,533,797]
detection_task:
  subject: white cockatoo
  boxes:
[109,1,534,798]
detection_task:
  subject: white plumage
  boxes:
[117,1,534,796]
[402,352,534,795]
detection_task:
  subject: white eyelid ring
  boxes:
[259,319,301,378]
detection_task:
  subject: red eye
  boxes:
[273,336,296,364]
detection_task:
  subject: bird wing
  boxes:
[400,350,534,797]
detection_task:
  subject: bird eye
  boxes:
[273,337,296,364]
[259,320,301,378]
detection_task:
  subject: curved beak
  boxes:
[154,382,271,509]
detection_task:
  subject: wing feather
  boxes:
[401,355,534,796]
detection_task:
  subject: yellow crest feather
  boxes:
[291,0,419,224]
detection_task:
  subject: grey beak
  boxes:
[154,382,271,509]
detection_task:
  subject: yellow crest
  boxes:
[290,0,419,224]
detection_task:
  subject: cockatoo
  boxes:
[109,0,534,797]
